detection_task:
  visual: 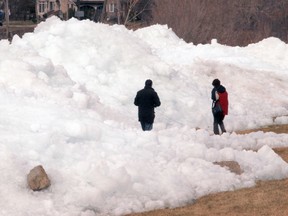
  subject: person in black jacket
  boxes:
[134,79,161,131]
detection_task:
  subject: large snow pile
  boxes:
[0,17,288,216]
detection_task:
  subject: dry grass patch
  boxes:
[213,161,243,175]
[126,125,288,216]
[273,147,288,163]
[127,178,288,216]
[237,124,288,135]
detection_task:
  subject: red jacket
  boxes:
[218,91,228,115]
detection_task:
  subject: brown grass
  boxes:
[237,124,288,135]
[126,125,288,216]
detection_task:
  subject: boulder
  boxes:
[27,165,51,191]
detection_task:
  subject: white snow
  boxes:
[0,16,288,215]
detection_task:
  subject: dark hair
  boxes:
[145,79,153,87]
[212,79,220,87]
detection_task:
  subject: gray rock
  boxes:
[27,165,51,191]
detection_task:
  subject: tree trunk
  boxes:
[5,0,10,39]
[117,0,121,24]
[100,0,108,23]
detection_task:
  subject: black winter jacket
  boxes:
[134,86,161,123]
[211,85,226,102]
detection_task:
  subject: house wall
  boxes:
[36,0,58,18]
[36,0,76,20]
[36,0,124,22]
[60,0,73,20]
[105,0,127,23]
[106,0,117,20]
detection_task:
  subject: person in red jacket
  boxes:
[211,79,228,135]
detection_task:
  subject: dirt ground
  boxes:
[0,21,36,40]
[126,125,288,216]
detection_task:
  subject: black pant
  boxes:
[140,121,153,131]
[213,112,226,135]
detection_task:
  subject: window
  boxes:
[109,3,115,12]
[49,2,54,11]
[39,3,45,13]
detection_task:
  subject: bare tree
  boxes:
[123,0,152,26]
[100,0,108,22]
